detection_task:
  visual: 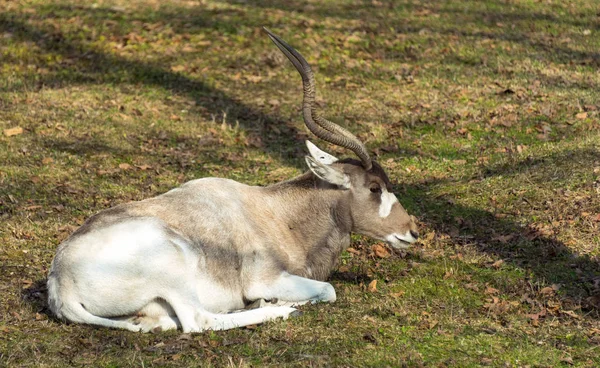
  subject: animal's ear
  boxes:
[306,140,338,165]
[305,156,350,189]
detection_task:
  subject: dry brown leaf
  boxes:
[526,308,547,321]
[136,164,152,170]
[42,157,54,165]
[372,244,391,258]
[465,283,479,291]
[576,112,588,120]
[540,286,555,296]
[119,163,131,170]
[485,286,500,295]
[491,260,504,269]
[390,291,405,298]
[4,126,23,137]
[346,247,360,255]
[367,279,377,293]
[562,310,581,319]
[427,320,439,329]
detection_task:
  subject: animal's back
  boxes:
[47,177,259,322]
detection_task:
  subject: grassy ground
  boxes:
[1,0,600,366]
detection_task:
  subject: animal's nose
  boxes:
[410,230,419,240]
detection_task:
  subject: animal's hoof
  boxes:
[289,310,304,318]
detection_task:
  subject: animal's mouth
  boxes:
[385,232,417,249]
[385,237,411,249]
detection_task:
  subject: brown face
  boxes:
[339,160,419,249]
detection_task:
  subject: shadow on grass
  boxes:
[217,0,599,65]
[0,11,306,163]
[4,2,599,318]
[401,147,600,313]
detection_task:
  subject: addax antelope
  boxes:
[47,28,419,333]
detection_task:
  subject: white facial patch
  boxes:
[379,190,398,218]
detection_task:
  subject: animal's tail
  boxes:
[47,270,142,332]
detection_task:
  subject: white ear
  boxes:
[306,140,338,165]
[305,156,350,189]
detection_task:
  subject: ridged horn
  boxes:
[263,27,372,171]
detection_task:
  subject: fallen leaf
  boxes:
[119,163,131,170]
[367,279,378,292]
[22,279,33,286]
[485,286,500,295]
[177,333,193,341]
[526,308,547,321]
[372,244,391,258]
[480,358,493,366]
[576,112,588,120]
[42,157,54,165]
[427,319,439,329]
[562,310,580,319]
[337,265,350,273]
[540,286,555,296]
[136,164,152,170]
[346,247,360,255]
[465,283,479,291]
[4,127,23,137]
[561,356,574,365]
[390,291,405,298]
[491,260,504,269]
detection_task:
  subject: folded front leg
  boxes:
[245,271,336,306]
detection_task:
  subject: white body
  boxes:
[47,143,418,333]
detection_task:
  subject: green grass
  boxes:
[2,0,600,366]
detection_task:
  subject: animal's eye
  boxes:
[369,184,382,194]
